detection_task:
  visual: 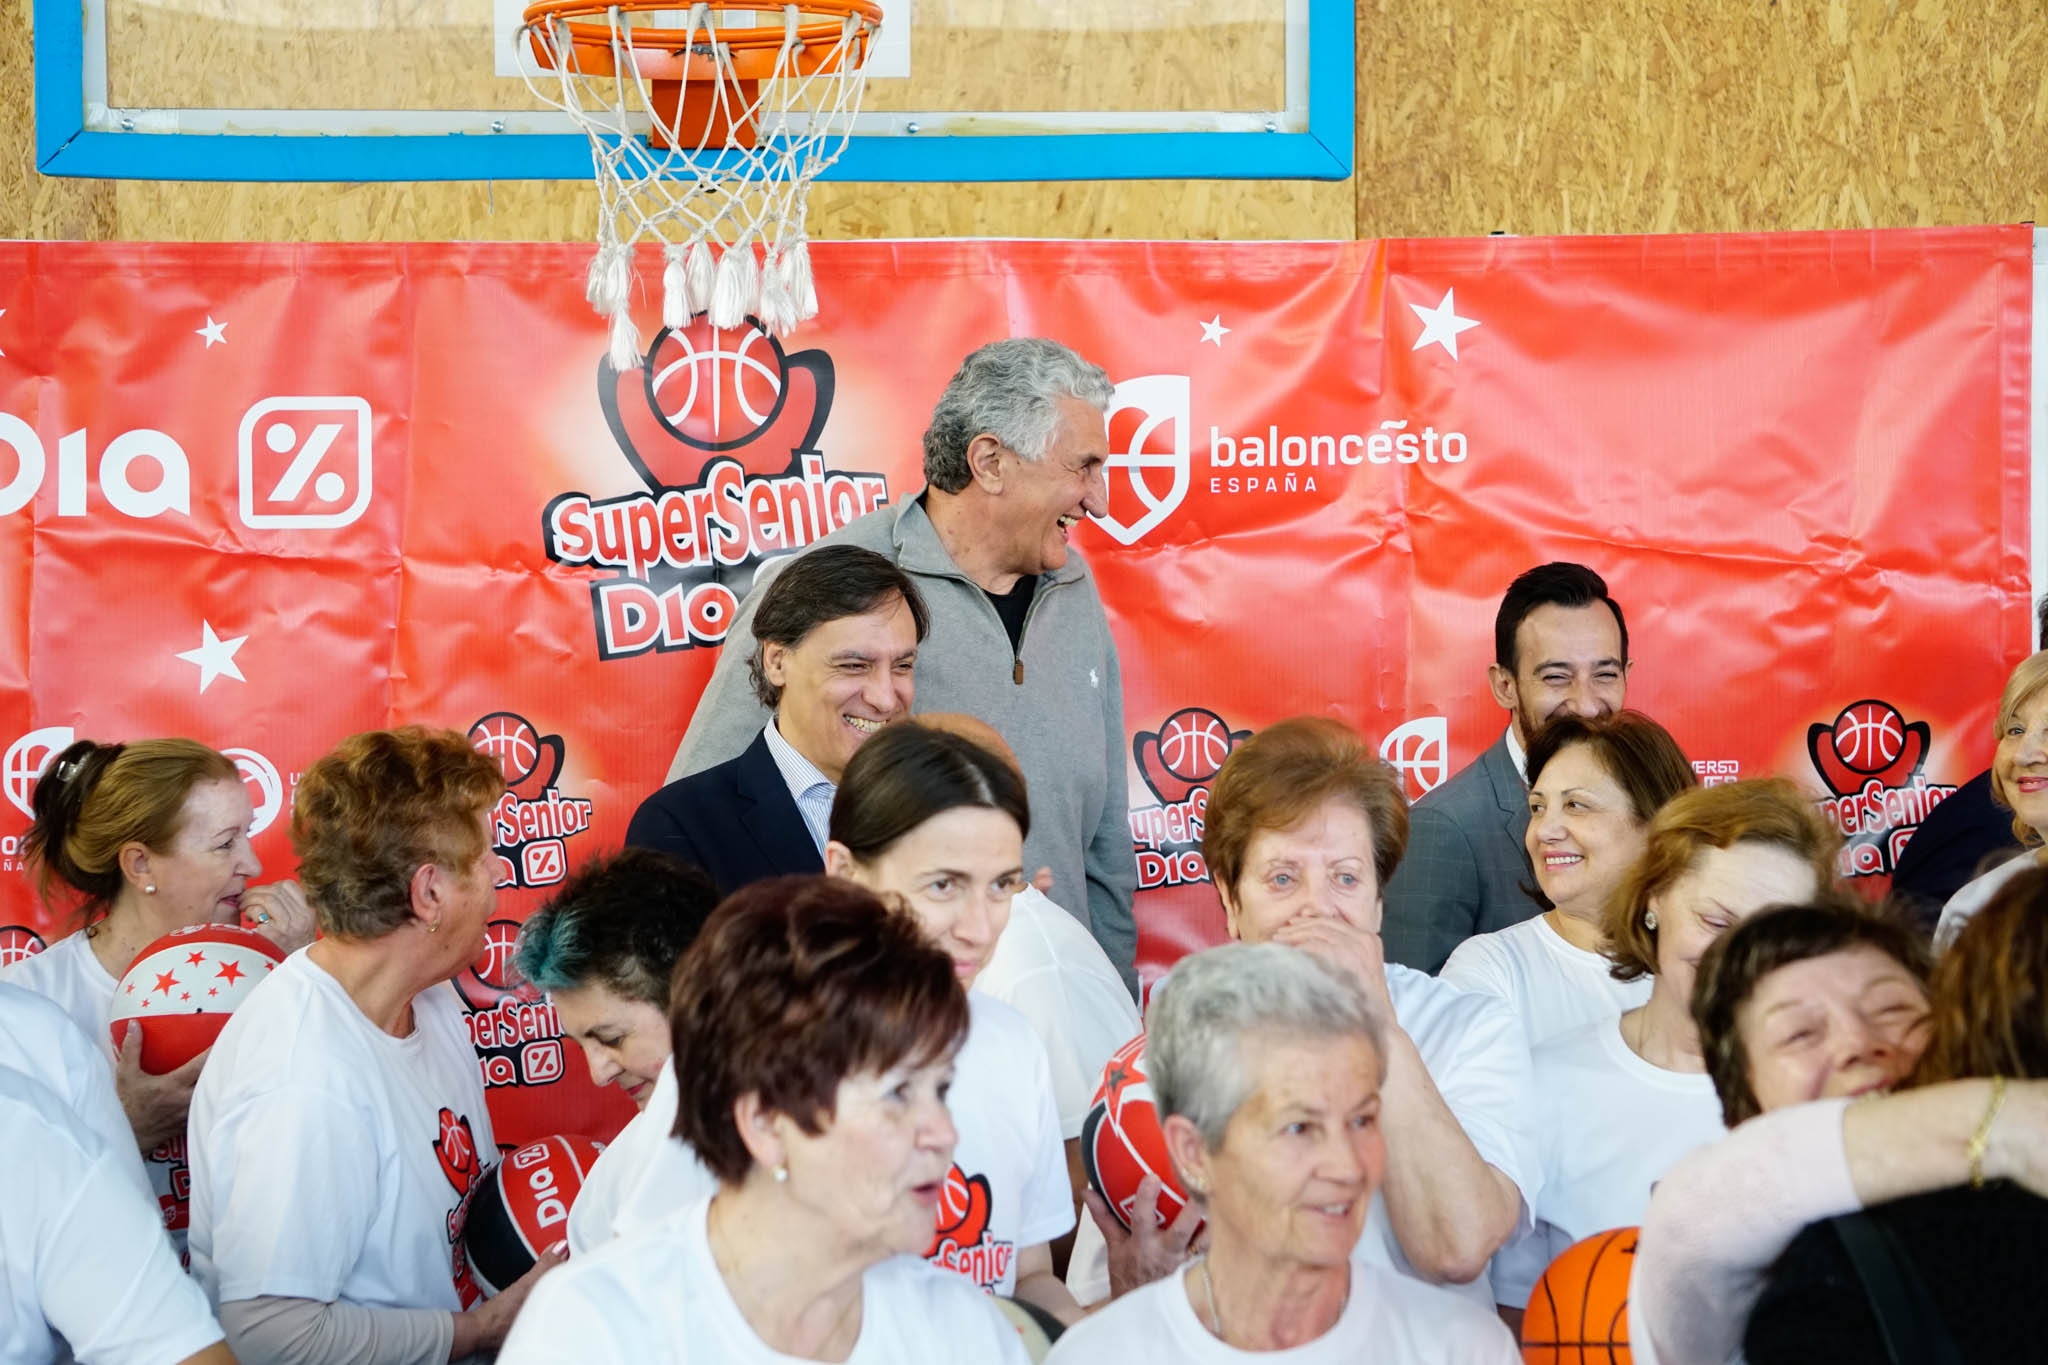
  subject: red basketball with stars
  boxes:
[110,924,285,1074]
[1079,1033,1201,1235]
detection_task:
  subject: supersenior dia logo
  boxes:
[1094,377,1475,546]
[1128,708,1254,891]
[542,319,891,661]
[1807,699,1957,879]
[468,712,594,891]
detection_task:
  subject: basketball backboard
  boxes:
[34,0,1352,182]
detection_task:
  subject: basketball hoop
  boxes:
[519,1,883,368]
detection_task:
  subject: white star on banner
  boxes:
[1199,315,1230,346]
[1408,289,1481,361]
[176,621,247,692]
[196,317,227,348]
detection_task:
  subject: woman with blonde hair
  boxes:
[1935,649,2048,948]
[1488,779,1835,1312]
[1,736,314,1260]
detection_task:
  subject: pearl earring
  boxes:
[1644,909,1659,931]
[145,884,156,894]
[773,1165,789,1183]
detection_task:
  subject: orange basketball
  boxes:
[1078,1032,1200,1235]
[1520,1225,1637,1364]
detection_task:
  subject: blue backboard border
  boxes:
[35,1,1354,183]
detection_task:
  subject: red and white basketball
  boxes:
[462,1134,607,1296]
[646,318,790,450]
[1157,708,1234,783]
[109,923,285,1074]
[1831,700,1906,774]
[469,711,543,786]
[1079,1033,1200,1235]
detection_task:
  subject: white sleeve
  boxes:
[496,1265,632,1365]
[41,1143,226,1365]
[206,1083,381,1303]
[1426,994,1542,1229]
[1015,1038,1078,1248]
[1436,935,1509,1000]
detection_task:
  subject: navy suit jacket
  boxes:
[625,729,823,897]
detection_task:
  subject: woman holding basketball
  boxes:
[499,876,1031,1364]
[1485,780,1834,1313]
[1198,717,1539,1305]
[1044,942,1518,1362]
[1934,649,2048,948]
[185,728,553,1362]
[1630,894,2048,1365]
[2,736,315,1260]
[1440,712,1696,1045]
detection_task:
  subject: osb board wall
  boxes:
[4,0,2043,244]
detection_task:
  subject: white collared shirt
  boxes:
[761,720,835,854]
[1504,723,1529,787]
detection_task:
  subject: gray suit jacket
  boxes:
[1380,733,1541,973]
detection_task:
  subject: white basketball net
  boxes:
[519,3,878,369]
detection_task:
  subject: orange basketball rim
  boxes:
[523,0,882,148]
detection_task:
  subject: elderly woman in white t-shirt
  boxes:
[501,876,1031,1365]
[1046,942,1518,1363]
[1189,717,1539,1304]
[1487,779,1836,1314]
[1441,711,1696,1045]
[187,727,550,1362]
[1936,648,2048,948]
[2,736,315,1262]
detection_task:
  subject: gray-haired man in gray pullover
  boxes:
[666,337,1140,995]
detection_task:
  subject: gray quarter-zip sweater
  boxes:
[667,495,1140,993]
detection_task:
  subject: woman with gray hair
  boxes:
[1046,943,1518,1362]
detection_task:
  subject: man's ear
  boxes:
[1486,662,1518,711]
[762,640,791,690]
[965,433,1007,493]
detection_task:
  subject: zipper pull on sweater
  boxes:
[1013,658,1024,685]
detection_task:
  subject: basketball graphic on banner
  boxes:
[109,924,285,1074]
[1158,708,1234,782]
[1079,1033,1201,1235]
[461,1133,606,1296]
[470,712,543,786]
[646,320,791,452]
[1831,701,1906,774]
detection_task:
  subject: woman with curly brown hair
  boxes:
[1743,869,2048,1362]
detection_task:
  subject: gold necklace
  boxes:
[1200,1258,1226,1343]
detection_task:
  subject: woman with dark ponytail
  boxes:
[1,737,315,1260]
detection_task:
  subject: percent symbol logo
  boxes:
[236,396,373,529]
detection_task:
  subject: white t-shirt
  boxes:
[1045,1257,1520,1364]
[0,931,191,1261]
[186,948,496,1313]
[501,1195,1032,1365]
[0,980,150,1202]
[1488,1015,1725,1308]
[565,1060,717,1255]
[571,992,1073,1299]
[1069,966,1540,1311]
[1439,914,1651,1047]
[1934,850,2037,951]
[0,1067,225,1365]
[976,888,1141,1140]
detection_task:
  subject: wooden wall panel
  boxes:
[4,1,2043,244]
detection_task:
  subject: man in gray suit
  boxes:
[1381,562,1631,972]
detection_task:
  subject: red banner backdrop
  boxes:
[0,229,2030,1148]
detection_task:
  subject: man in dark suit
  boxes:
[626,546,929,895]
[1381,562,1632,972]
